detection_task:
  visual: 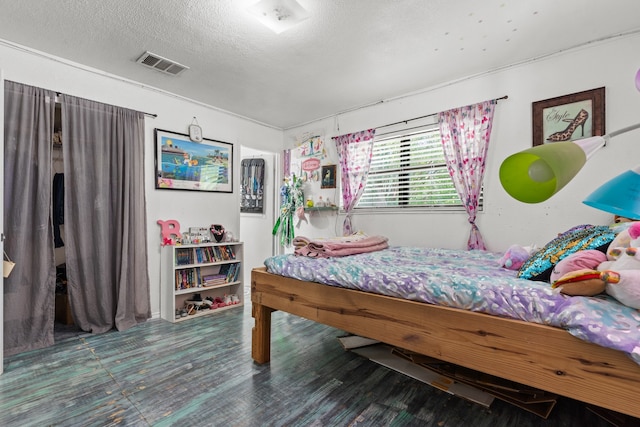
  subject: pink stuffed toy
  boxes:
[499,244,536,270]
[550,250,607,283]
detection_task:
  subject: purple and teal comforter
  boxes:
[265,246,640,366]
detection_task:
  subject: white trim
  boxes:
[0,38,281,131]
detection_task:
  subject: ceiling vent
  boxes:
[136,51,189,76]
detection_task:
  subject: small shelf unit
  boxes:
[304,206,338,213]
[161,241,243,323]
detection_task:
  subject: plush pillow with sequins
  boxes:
[517,225,617,282]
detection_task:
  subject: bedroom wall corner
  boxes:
[282,33,640,252]
[0,42,285,320]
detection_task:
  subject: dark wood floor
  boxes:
[0,303,624,426]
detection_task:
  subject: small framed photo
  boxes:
[532,87,605,146]
[154,128,233,192]
[321,164,337,189]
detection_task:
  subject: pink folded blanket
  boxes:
[294,234,389,258]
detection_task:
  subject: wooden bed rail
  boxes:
[251,267,640,419]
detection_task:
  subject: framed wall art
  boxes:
[321,164,337,189]
[155,129,233,193]
[532,87,605,146]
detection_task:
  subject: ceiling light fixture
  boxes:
[248,0,309,34]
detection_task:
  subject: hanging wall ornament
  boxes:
[188,117,203,142]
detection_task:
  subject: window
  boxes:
[356,126,476,209]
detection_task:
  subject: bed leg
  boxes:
[252,302,273,364]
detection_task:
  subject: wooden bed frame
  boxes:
[251,267,640,419]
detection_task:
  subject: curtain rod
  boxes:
[55,92,157,118]
[375,95,508,130]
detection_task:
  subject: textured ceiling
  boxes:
[1,0,640,129]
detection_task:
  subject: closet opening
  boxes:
[51,102,82,341]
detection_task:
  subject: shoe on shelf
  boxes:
[223,294,233,306]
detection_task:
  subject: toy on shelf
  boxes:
[158,219,181,246]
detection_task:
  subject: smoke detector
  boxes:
[136,51,189,76]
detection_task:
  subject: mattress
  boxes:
[265,246,640,365]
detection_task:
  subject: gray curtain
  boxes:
[3,81,57,356]
[60,94,151,333]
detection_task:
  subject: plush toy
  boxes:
[552,222,640,309]
[552,269,607,296]
[549,249,607,283]
[499,244,537,270]
[602,270,640,309]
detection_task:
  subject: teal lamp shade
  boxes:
[583,165,640,220]
[499,136,605,203]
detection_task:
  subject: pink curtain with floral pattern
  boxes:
[332,129,376,235]
[438,100,496,250]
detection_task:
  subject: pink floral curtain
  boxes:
[438,100,496,250]
[332,129,376,235]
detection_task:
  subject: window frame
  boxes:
[353,124,481,211]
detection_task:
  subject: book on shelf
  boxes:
[218,263,240,283]
[201,273,227,286]
[175,248,194,266]
[226,245,236,260]
[174,267,203,290]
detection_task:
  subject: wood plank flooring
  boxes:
[0,303,624,426]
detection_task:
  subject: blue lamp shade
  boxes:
[583,166,640,220]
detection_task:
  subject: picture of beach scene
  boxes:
[155,129,233,192]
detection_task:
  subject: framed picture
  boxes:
[154,129,233,192]
[532,87,605,146]
[321,164,337,189]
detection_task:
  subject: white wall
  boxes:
[3,33,640,318]
[0,42,283,319]
[284,33,640,252]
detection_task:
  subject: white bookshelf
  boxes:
[161,242,243,323]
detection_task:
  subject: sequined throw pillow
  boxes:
[518,225,617,282]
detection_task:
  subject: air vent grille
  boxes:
[136,51,189,76]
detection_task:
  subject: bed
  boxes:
[251,245,640,419]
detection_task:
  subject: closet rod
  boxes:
[375,95,508,130]
[55,92,158,118]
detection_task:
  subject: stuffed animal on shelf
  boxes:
[552,222,640,309]
[499,244,537,270]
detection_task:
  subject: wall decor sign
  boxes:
[532,87,605,147]
[155,129,233,192]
